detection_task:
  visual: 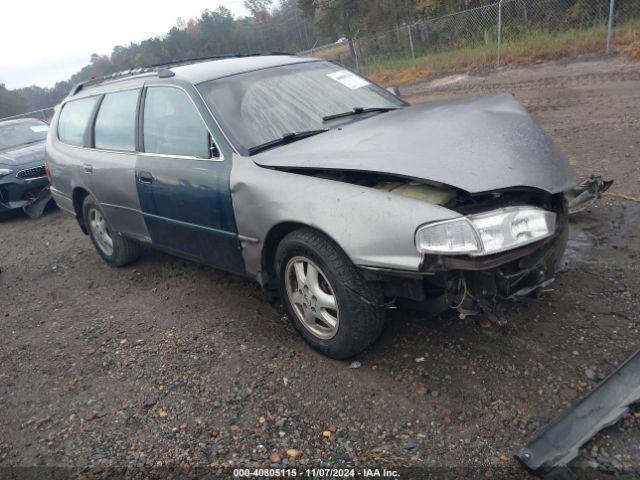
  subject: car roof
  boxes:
[69,54,320,99]
[171,54,317,84]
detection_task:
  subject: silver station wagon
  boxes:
[46,54,578,358]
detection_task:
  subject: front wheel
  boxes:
[275,228,386,359]
[82,195,141,267]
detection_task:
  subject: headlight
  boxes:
[416,206,556,256]
[0,168,13,177]
[415,218,480,254]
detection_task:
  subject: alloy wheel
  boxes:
[285,256,340,340]
[88,208,114,256]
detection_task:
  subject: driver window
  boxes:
[143,87,213,158]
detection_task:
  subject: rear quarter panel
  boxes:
[45,108,89,215]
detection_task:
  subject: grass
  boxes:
[359,20,640,87]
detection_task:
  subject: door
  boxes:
[87,89,150,242]
[135,84,245,274]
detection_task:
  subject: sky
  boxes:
[0,0,249,90]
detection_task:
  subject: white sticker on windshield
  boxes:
[30,125,48,132]
[327,70,370,90]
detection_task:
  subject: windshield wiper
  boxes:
[322,106,401,123]
[247,129,328,155]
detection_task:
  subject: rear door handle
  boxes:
[83,163,93,174]
[138,171,154,184]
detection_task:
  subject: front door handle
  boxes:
[138,171,154,184]
[83,163,93,174]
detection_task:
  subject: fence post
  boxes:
[496,0,503,66]
[606,0,616,54]
[407,24,417,71]
[353,37,360,72]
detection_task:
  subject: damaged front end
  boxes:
[358,181,569,325]
[21,185,53,219]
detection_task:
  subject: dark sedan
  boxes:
[0,118,50,218]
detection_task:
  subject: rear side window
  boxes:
[58,97,98,146]
[94,90,139,151]
[143,87,210,158]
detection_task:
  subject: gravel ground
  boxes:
[1,55,639,479]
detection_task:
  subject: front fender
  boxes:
[230,155,461,281]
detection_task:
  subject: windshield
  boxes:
[0,119,49,151]
[197,61,405,155]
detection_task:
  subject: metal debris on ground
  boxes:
[516,349,640,478]
[566,176,614,214]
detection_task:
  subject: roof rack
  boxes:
[68,52,295,97]
[68,67,173,96]
[147,51,294,69]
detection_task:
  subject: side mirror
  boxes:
[386,86,401,97]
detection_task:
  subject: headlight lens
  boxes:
[0,168,13,177]
[416,206,556,256]
[415,218,480,255]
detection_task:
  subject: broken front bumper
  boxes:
[22,185,53,218]
[0,173,49,213]
[362,211,568,319]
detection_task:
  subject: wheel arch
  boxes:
[260,221,346,298]
[72,186,92,234]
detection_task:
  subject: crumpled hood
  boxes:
[252,93,579,194]
[0,141,46,167]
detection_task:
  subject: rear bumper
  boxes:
[0,174,49,212]
[50,186,75,214]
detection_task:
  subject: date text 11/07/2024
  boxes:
[233,468,400,477]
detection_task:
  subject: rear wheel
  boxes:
[275,228,385,359]
[82,195,141,267]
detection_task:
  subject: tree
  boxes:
[299,0,366,37]
[299,0,372,60]
[244,0,273,19]
[0,84,27,117]
[3,0,558,115]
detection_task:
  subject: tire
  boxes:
[82,195,141,267]
[275,228,386,359]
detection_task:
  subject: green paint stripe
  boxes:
[143,212,237,238]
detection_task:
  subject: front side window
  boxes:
[143,87,210,158]
[0,119,48,151]
[197,61,405,155]
[94,90,139,151]
[58,97,98,146]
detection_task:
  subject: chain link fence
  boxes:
[301,0,640,76]
[610,0,640,52]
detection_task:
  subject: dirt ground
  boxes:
[1,56,639,479]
